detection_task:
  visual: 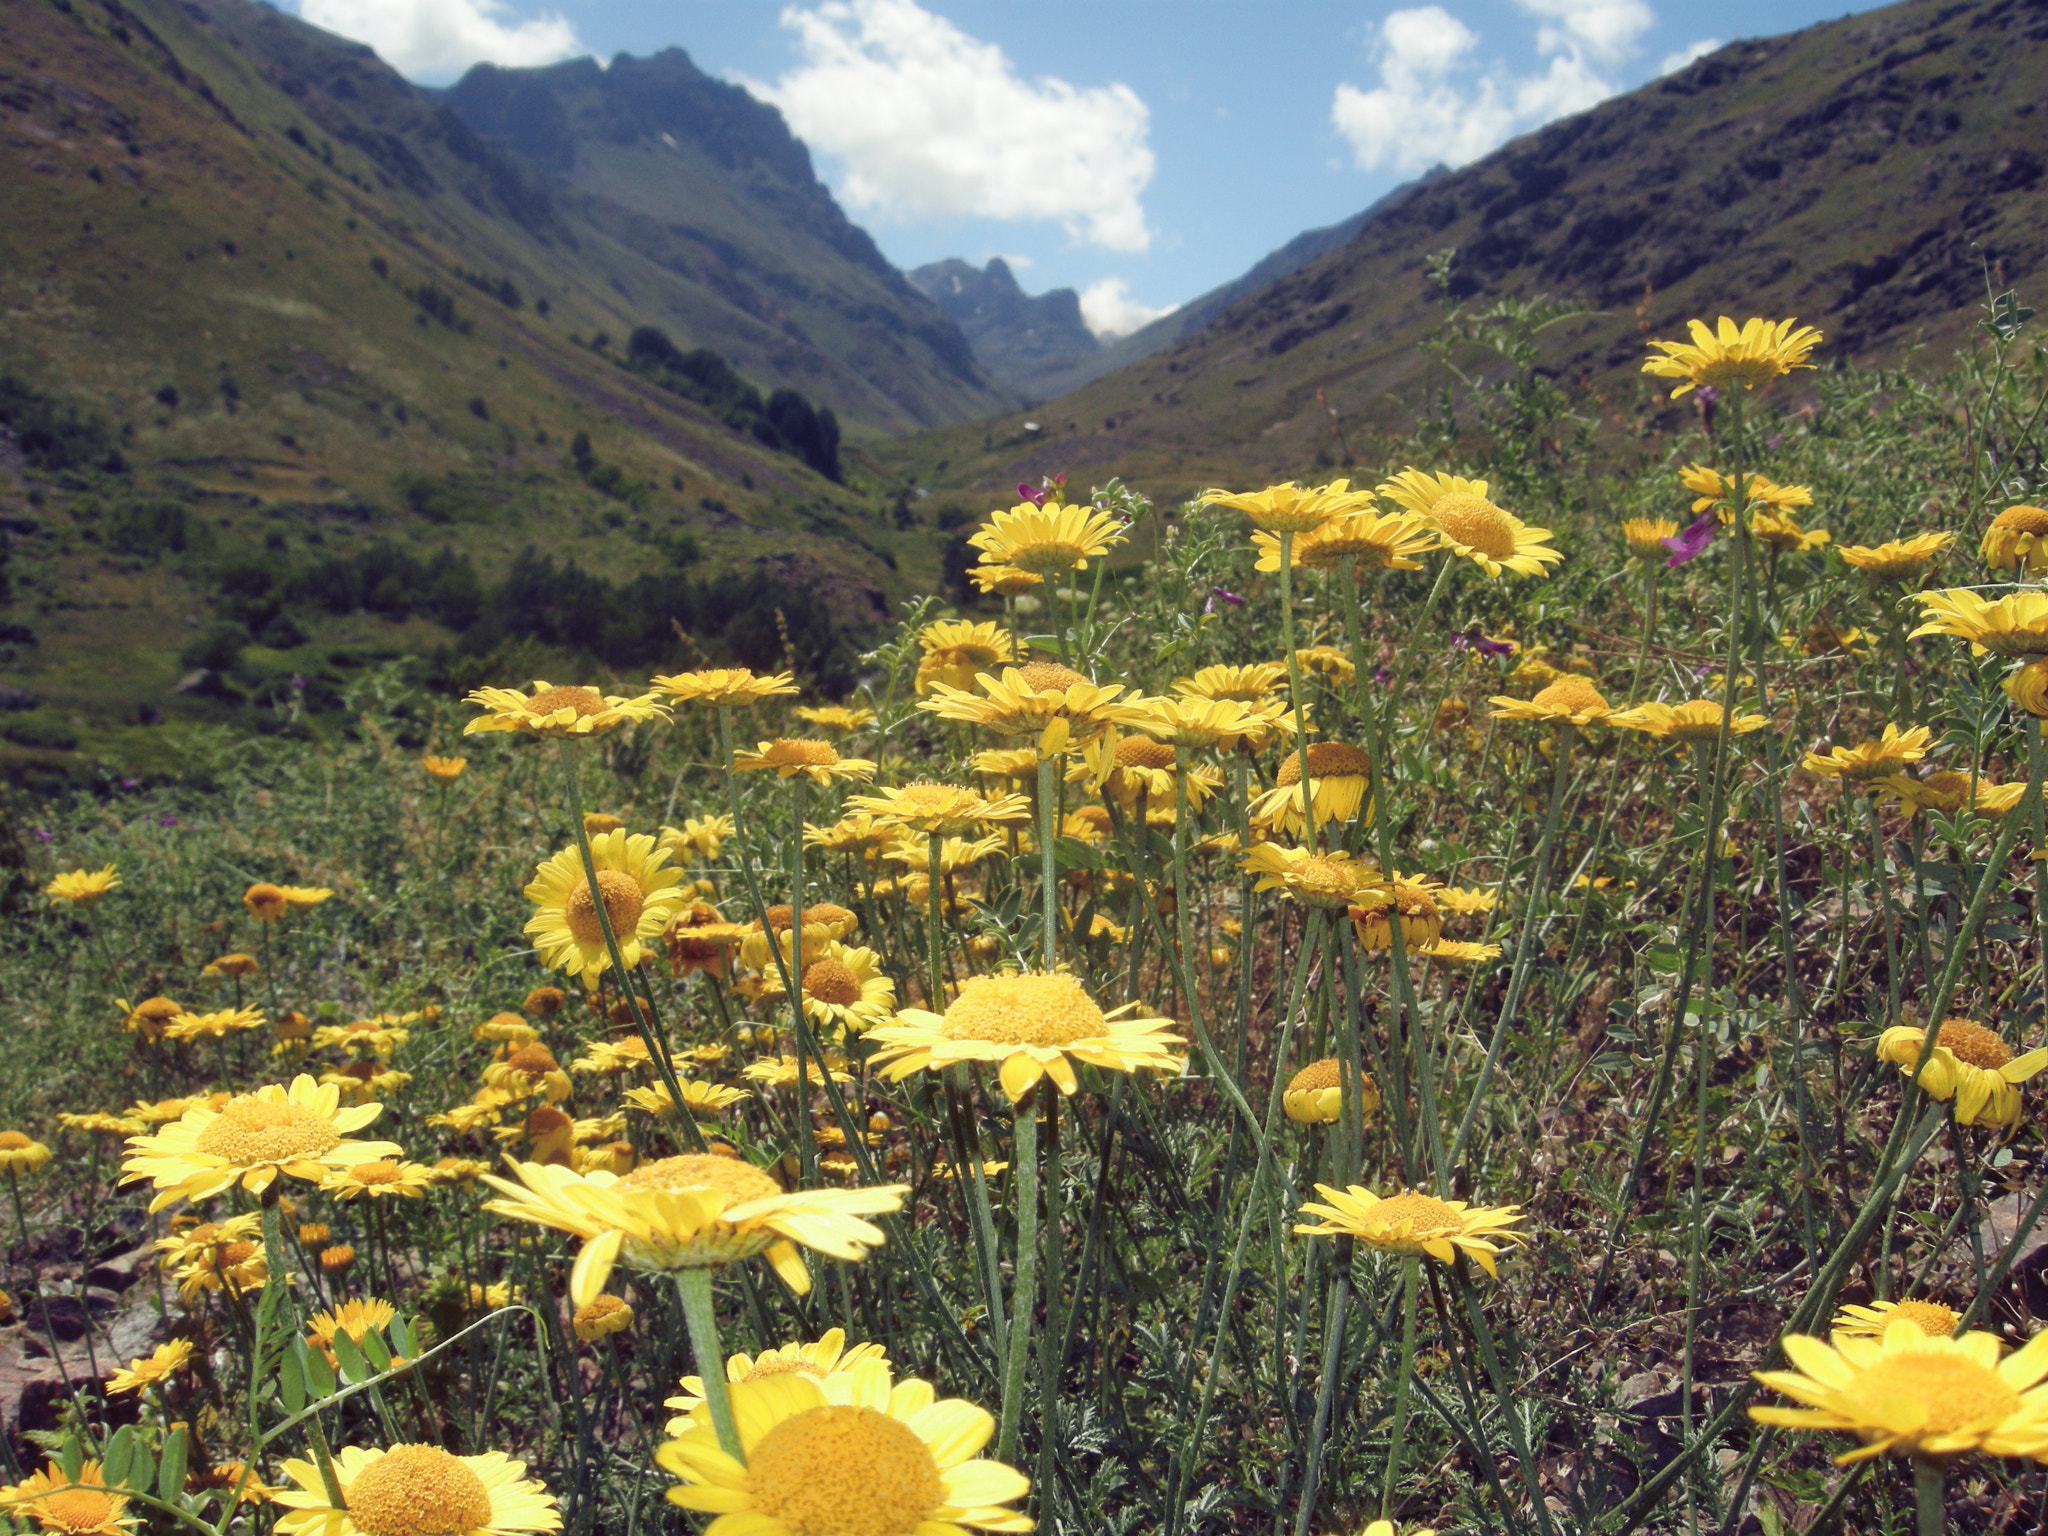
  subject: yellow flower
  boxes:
[1678,463,1815,514]
[1877,1020,2048,1129]
[523,986,565,1017]
[658,1361,1031,1536]
[969,500,1127,578]
[1488,675,1612,726]
[484,1044,574,1104]
[1839,532,1954,580]
[1174,663,1286,703]
[572,1294,634,1341]
[1981,505,2048,575]
[652,668,800,708]
[1912,588,2048,656]
[664,1326,887,1424]
[794,704,876,732]
[1621,517,1678,561]
[1749,1320,2048,1464]
[1199,479,1361,534]
[423,754,468,783]
[0,1131,54,1174]
[153,1213,261,1269]
[464,680,668,738]
[105,1339,192,1395]
[804,814,898,858]
[921,663,1152,746]
[1240,845,1380,909]
[1606,700,1769,741]
[524,830,689,984]
[742,1054,857,1091]
[1414,938,1502,970]
[1296,1184,1527,1275]
[868,972,1184,1102]
[1293,644,1356,683]
[45,865,119,908]
[1643,315,1822,396]
[1349,881,1444,951]
[623,1080,753,1119]
[1377,470,1562,579]
[481,1153,906,1302]
[2007,658,2048,718]
[1801,724,1933,782]
[58,1112,146,1138]
[119,996,183,1042]
[1749,511,1830,553]
[174,1239,269,1301]
[120,1075,401,1211]
[732,739,877,784]
[1251,505,1437,571]
[1248,741,1373,835]
[845,783,1031,835]
[306,1298,399,1361]
[788,943,897,1034]
[0,1461,135,1535]
[164,1005,268,1043]
[968,564,1043,597]
[969,747,1042,783]
[915,621,1015,696]
[1070,730,1223,813]
[1832,1298,1959,1340]
[1283,1058,1380,1125]
[1435,886,1497,916]
[312,1017,412,1057]
[274,1444,560,1536]
[205,952,259,978]
[1130,693,1277,751]
[322,1159,436,1200]
[740,902,860,971]
[1878,770,2027,818]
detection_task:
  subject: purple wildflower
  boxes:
[1210,586,1245,607]
[1695,384,1719,433]
[121,778,139,790]
[1662,511,1718,568]
[32,827,52,844]
[1017,482,1048,507]
[291,675,307,691]
[157,814,178,827]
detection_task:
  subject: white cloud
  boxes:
[753,0,1154,252]
[1079,278,1176,340]
[297,0,579,80]
[1332,0,1656,174]
[1660,37,1721,73]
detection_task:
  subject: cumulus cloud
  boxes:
[297,0,580,80]
[1331,0,1657,174]
[753,0,1154,252]
[1660,37,1721,73]
[1079,278,1176,340]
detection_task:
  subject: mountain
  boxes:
[906,258,1098,398]
[0,0,998,770]
[879,0,2048,508]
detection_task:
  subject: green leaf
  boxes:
[121,1445,156,1493]
[157,1428,188,1504]
[332,1330,369,1384]
[101,1427,134,1490]
[390,1315,418,1357]
[59,1433,83,1484]
[305,1341,337,1398]
[279,1342,307,1415]
[360,1327,393,1373]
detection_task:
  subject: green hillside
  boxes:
[878,0,2048,509]
[0,0,998,777]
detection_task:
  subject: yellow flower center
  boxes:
[344,1445,495,1536]
[219,1241,259,1267]
[36,1487,123,1533]
[772,738,840,765]
[0,1131,29,1151]
[194,1097,342,1165]
[1532,676,1610,715]
[349,1162,404,1186]
[1009,537,1089,574]
[1017,662,1089,693]
[1275,742,1372,787]
[1892,1300,1960,1337]
[1430,491,1518,558]
[322,1245,357,1269]
[1289,1059,1346,1093]
[762,903,855,932]
[746,1405,943,1536]
[525,685,608,718]
[803,959,863,1008]
[1370,1190,1461,1235]
[619,1153,782,1206]
[1115,738,1176,771]
[507,1044,562,1077]
[246,883,288,916]
[566,870,647,947]
[1288,858,1368,903]
[1854,1350,2020,1438]
[136,997,182,1022]
[940,974,1106,1047]
[1992,505,2048,538]
[747,1355,828,1381]
[1933,1020,2013,1071]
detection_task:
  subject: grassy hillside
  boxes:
[879,0,2048,509]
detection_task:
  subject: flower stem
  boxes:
[674,1269,741,1461]
[926,830,947,1011]
[1914,1460,1945,1536]
[1380,1254,1422,1521]
[996,1090,1040,1466]
[1289,1246,1351,1536]
[1037,755,1059,968]
[787,773,816,1185]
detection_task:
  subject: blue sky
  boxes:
[290,0,1896,336]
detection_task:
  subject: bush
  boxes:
[0,376,110,472]
[180,622,250,673]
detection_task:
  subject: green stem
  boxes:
[674,1270,742,1461]
[1380,1254,1422,1521]
[1037,756,1060,968]
[1914,1460,1945,1536]
[1288,1251,1351,1536]
[788,774,815,1185]
[927,830,947,1011]
[997,1092,1040,1466]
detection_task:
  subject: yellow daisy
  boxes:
[1621,517,1678,561]
[623,1080,753,1120]
[306,1298,400,1362]
[1414,938,1503,970]
[794,704,875,733]
[423,754,468,783]
[1240,845,1380,910]
[789,943,897,1034]
[1070,731,1224,813]
[1248,741,1373,835]
[174,1240,269,1301]
[0,1132,53,1174]
[1982,505,2048,575]
[968,564,1043,597]
[915,621,1015,696]
[1293,645,1357,683]
[524,829,689,983]
[1200,479,1362,534]
[1877,770,2027,818]
[105,1339,192,1395]
[1912,588,2048,656]
[1606,700,1769,741]
[0,1461,135,1535]
[1832,1298,1959,1340]
[1643,315,1823,396]
[274,1444,560,1536]
[1876,1019,2048,1129]
[920,663,1152,746]
[58,1112,146,1138]
[659,1361,1030,1535]
[1749,512,1831,554]
[1283,1058,1381,1125]
[312,1017,411,1057]
[483,1154,906,1302]
[1377,470,1562,578]
[245,882,291,921]
[483,1044,574,1104]
[1295,1184,1527,1276]
[322,1159,437,1200]
[732,739,877,784]
[1174,663,1287,703]
[572,1295,634,1341]
[650,669,799,708]
[664,1326,888,1423]
[845,782,1031,835]
[121,1076,401,1211]
[1488,675,1612,726]
[867,971,1184,1102]
[968,499,1127,575]
[1678,463,1815,514]
[1840,532,1954,581]
[741,1055,857,1091]
[1801,724,1933,782]
[464,681,668,738]
[118,996,183,1042]
[804,814,898,859]
[1749,1320,2048,1464]
[739,902,860,971]
[1130,693,1277,752]
[1435,886,1497,916]
[1349,882,1444,951]
[660,815,735,864]
[1251,505,1437,571]
[279,885,333,911]
[45,865,119,908]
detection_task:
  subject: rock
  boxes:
[85,1242,156,1293]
